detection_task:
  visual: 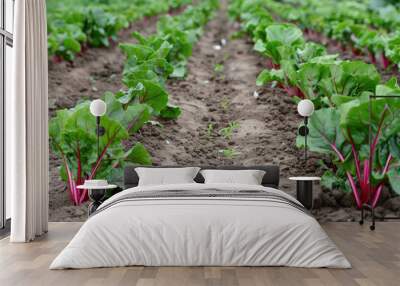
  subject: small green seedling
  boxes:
[206,123,214,138]
[220,96,230,112]
[219,148,240,159]
[229,31,245,39]
[219,121,239,140]
[214,63,224,73]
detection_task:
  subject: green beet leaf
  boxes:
[125,143,152,165]
[340,97,400,145]
[132,80,168,114]
[265,24,304,47]
[119,43,155,63]
[159,105,182,119]
[296,42,327,63]
[298,107,347,155]
[256,69,284,86]
[388,167,400,195]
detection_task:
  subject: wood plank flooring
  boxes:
[0,222,399,286]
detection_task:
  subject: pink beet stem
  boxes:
[381,53,390,69]
[368,51,376,64]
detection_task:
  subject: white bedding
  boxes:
[50,183,351,269]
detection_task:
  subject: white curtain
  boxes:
[8,0,49,242]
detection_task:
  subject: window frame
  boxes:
[0,0,13,231]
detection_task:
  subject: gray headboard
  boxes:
[124,165,280,189]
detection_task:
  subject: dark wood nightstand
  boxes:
[289,177,320,210]
[77,184,117,216]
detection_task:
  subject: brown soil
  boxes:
[48,2,399,223]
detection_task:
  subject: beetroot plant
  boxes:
[49,94,152,205]
[299,92,400,208]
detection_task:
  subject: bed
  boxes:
[50,165,351,269]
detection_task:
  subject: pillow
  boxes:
[135,167,200,186]
[200,169,266,185]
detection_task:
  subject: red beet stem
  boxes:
[381,53,390,69]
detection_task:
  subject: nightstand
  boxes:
[77,184,117,216]
[289,177,320,210]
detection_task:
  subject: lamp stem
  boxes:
[304,117,308,164]
[96,116,100,159]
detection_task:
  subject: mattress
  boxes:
[50,183,351,269]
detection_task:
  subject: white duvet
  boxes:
[50,183,351,269]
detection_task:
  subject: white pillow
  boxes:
[200,169,266,185]
[135,167,200,186]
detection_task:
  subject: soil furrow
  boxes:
[133,1,323,198]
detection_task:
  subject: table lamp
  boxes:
[297,99,315,162]
[90,99,107,158]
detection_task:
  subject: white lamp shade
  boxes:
[297,99,315,117]
[90,99,107,117]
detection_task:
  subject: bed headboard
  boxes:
[124,165,280,189]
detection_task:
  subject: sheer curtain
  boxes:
[8,0,49,242]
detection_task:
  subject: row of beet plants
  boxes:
[285,0,400,32]
[49,0,219,205]
[263,0,400,70]
[229,0,400,208]
[47,0,191,62]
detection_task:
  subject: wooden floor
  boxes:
[0,222,399,286]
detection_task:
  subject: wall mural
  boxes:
[47,0,400,222]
